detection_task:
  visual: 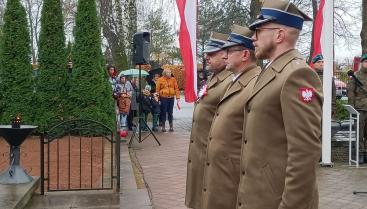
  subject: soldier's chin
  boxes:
[255,50,268,60]
[225,65,232,71]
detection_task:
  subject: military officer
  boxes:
[200,25,260,209]
[312,54,337,115]
[347,54,367,153]
[185,32,232,209]
[237,1,323,209]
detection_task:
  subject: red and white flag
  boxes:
[176,0,197,103]
[311,0,325,68]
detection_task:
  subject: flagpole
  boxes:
[321,0,333,166]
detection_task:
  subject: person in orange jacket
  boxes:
[156,69,180,132]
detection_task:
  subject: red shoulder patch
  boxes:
[299,88,315,103]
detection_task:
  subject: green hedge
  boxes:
[67,0,115,129]
[0,0,33,124]
[35,0,67,131]
[336,99,349,121]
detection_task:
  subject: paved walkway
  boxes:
[132,100,367,209]
[130,102,192,209]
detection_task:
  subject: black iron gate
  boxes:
[40,119,120,194]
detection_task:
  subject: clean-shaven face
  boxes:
[205,50,226,73]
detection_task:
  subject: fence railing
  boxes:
[40,119,120,194]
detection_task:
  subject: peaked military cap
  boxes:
[312,54,323,64]
[361,54,367,62]
[249,0,312,30]
[222,24,255,50]
[203,32,229,53]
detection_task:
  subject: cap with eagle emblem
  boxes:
[221,24,255,50]
[249,0,312,30]
[203,32,229,53]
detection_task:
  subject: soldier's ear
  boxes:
[242,49,250,62]
[275,28,286,44]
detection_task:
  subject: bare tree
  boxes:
[249,0,262,22]
[125,0,137,67]
[99,0,128,69]
[24,0,42,64]
[0,0,4,40]
[361,0,367,53]
[63,0,76,42]
[0,0,5,25]
[334,0,360,50]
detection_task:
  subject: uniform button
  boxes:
[216,112,219,116]
[242,171,245,175]
[203,188,207,192]
[209,137,212,141]
[206,162,210,166]
[243,138,247,144]
[188,160,191,163]
[190,140,194,143]
[238,202,242,206]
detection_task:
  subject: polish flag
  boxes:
[311,0,325,68]
[176,0,197,102]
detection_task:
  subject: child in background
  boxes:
[141,85,153,131]
[117,74,133,129]
[118,89,131,129]
[151,93,161,132]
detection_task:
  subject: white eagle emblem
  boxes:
[198,84,208,100]
[300,88,314,103]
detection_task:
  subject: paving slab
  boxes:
[0,177,39,209]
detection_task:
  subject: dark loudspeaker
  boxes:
[133,32,150,65]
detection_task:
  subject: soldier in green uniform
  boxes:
[312,54,337,116]
[347,53,367,155]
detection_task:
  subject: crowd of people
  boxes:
[107,65,180,133]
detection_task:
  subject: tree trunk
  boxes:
[25,0,37,64]
[308,0,318,64]
[126,0,137,68]
[361,0,367,54]
[249,0,262,22]
[99,0,127,70]
[114,0,128,69]
[250,0,263,67]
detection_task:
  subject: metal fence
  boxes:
[40,119,120,194]
[335,71,349,84]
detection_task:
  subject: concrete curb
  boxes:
[0,177,39,209]
[120,143,153,209]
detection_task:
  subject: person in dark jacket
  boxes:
[151,93,161,132]
[141,85,153,131]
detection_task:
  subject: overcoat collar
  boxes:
[247,49,303,102]
[220,65,260,103]
[207,69,232,89]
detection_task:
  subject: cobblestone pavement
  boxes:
[132,99,367,209]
